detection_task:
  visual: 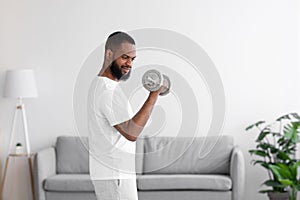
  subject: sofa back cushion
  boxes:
[56,136,89,174]
[143,136,233,174]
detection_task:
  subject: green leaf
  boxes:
[272,132,281,137]
[256,143,279,154]
[277,113,300,130]
[256,129,271,142]
[259,189,274,193]
[287,146,296,153]
[276,152,291,161]
[269,165,283,179]
[263,180,285,188]
[291,113,300,120]
[277,164,293,180]
[291,122,300,142]
[270,146,279,154]
[249,150,268,157]
[257,143,272,150]
[292,121,300,126]
[269,164,293,180]
[246,121,266,131]
[253,160,266,165]
[292,160,300,169]
[278,179,293,186]
[283,122,300,143]
[261,162,270,170]
[278,138,286,146]
[290,160,300,178]
[276,113,292,121]
[283,124,293,139]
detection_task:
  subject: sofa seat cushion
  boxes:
[44,174,94,192]
[137,174,232,191]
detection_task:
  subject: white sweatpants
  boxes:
[92,179,138,200]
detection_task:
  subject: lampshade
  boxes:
[3,69,38,98]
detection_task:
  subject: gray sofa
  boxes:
[34,135,245,200]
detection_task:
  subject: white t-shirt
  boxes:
[87,76,136,180]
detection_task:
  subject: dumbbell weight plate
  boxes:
[142,69,163,92]
[160,74,171,96]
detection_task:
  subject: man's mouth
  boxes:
[121,66,131,74]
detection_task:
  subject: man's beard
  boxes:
[110,60,131,81]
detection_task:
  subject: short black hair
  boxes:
[105,31,135,51]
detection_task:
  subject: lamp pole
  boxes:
[7,97,31,155]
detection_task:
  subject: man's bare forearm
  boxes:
[132,92,159,127]
[114,91,160,141]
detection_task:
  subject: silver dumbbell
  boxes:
[142,69,171,96]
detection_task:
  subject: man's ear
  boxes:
[105,49,113,61]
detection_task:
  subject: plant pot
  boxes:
[288,189,297,200]
[268,192,289,200]
[15,145,24,154]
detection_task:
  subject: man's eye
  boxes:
[122,55,128,59]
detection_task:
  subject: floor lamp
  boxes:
[3,69,38,155]
[1,69,38,200]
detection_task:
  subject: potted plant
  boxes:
[15,142,24,154]
[245,112,300,200]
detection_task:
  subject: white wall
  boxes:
[0,0,299,199]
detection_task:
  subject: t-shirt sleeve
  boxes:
[99,87,133,127]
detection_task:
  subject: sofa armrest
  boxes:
[230,146,245,200]
[33,147,56,200]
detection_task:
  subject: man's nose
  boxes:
[125,58,133,66]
